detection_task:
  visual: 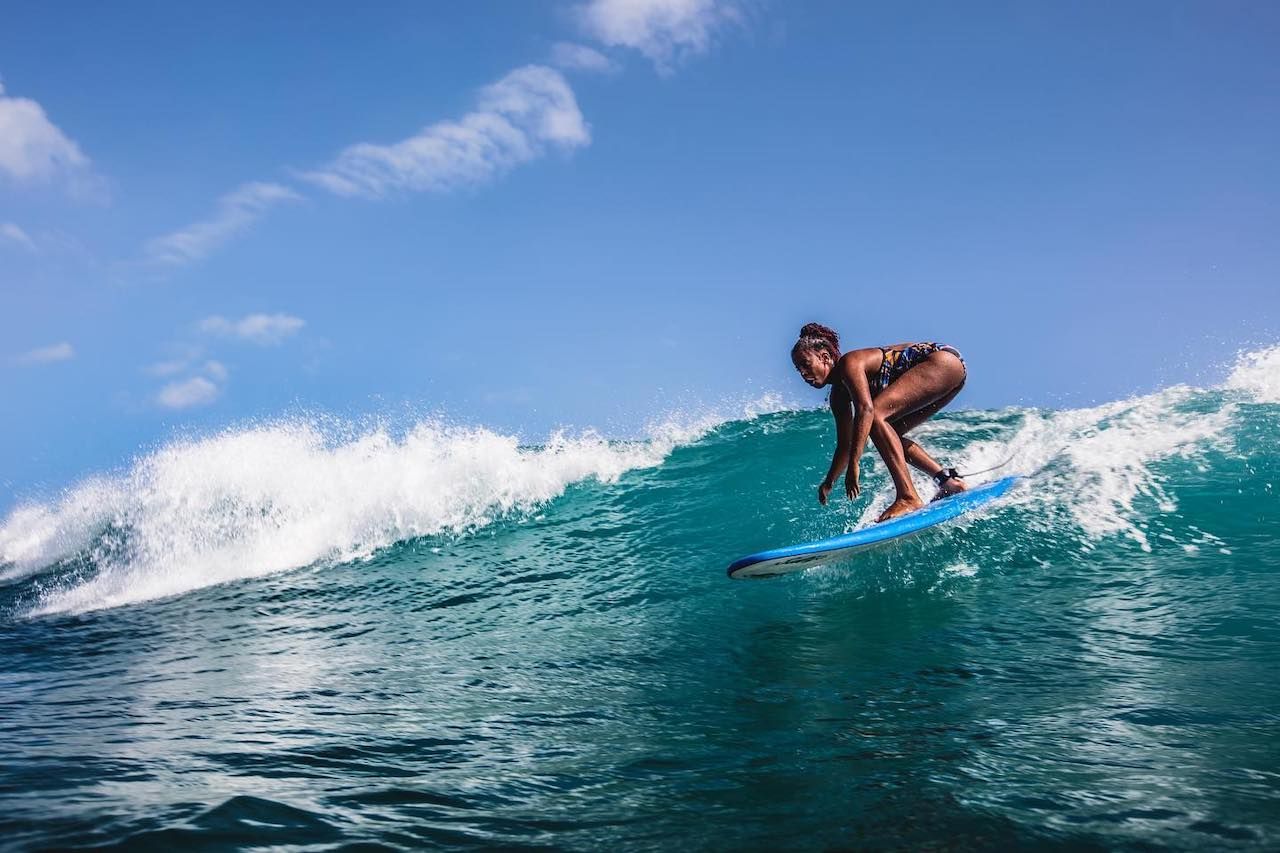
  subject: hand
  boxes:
[845,473,861,501]
[818,480,833,505]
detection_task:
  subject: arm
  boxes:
[837,355,876,499]
[819,384,854,504]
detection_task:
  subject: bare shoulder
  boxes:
[838,348,881,375]
[834,349,879,407]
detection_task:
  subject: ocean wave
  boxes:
[1,396,786,615]
[4,341,1276,616]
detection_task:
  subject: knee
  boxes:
[873,401,902,422]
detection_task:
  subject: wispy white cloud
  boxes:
[144,316,299,409]
[0,80,96,194]
[156,376,220,409]
[200,312,305,345]
[576,0,742,72]
[0,222,36,251]
[16,341,75,365]
[202,359,229,382]
[551,42,619,74]
[303,65,590,199]
[143,182,301,267]
[147,350,230,409]
[0,223,92,259]
[141,65,589,268]
[144,358,191,377]
[143,342,205,377]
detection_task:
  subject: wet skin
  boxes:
[794,345,968,522]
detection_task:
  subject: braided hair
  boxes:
[791,322,841,364]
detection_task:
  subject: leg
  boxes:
[867,419,921,518]
[872,352,966,519]
[891,381,967,497]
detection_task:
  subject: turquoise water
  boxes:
[2,348,1279,850]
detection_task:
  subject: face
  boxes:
[793,348,833,387]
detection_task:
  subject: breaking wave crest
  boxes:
[1,396,787,614]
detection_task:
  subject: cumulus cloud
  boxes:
[16,341,75,365]
[144,181,301,267]
[0,222,36,251]
[576,0,741,71]
[551,42,619,74]
[156,376,220,409]
[303,65,590,199]
[200,312,305,345]
[0,81,94,191]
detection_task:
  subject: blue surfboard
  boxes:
[727,476,1020,579]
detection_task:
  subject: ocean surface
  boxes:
[2,347,1279,851]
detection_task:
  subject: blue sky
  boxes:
[2,1,1278,505]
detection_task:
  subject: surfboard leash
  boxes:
[935,455,1017,485]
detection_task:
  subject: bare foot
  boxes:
[877,495,924,522]
[930,476,968,502]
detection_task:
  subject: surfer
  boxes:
[791,323,968,522]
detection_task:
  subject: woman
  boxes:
[791,322,968,522]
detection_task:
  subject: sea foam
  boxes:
[1,397,786,615]
[849,348,1273,551]
[1224,344,1280,404]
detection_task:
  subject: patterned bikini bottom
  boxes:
[873,343,965,396]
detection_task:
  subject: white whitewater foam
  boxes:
[0,477,129,583]
[4,397,781,615]
[993,387,1233,550]
[1224,344,1280,404]
[851,344,1276,537]
[855,384,1237,551]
